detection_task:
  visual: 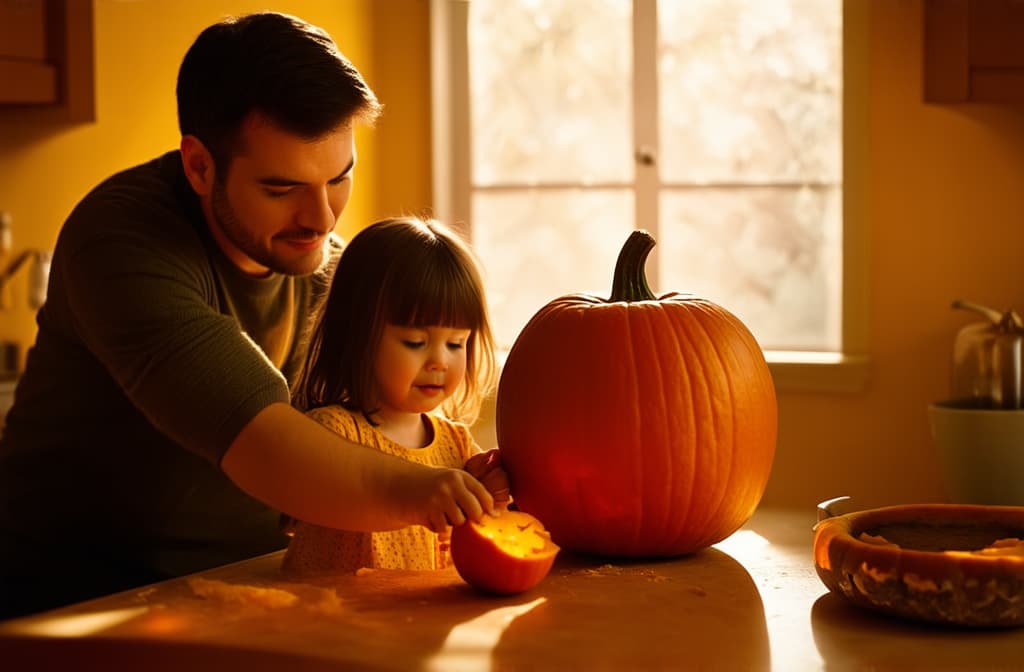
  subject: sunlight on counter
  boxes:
[9,606,149,638]
[425,597,547,672]
[717,516,826,671]
[714,529,771,558]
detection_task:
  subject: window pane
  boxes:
[659,186,841,351]
[468,0,633,185]
[457,0,844,354]
[658,0,841,183]
[472,190,634,349]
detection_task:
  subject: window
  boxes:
[431,0,868,391]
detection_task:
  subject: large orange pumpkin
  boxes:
[497,230,777,557]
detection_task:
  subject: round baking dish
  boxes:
[813,500,1024,627]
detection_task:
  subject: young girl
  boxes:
[282,217,508,575]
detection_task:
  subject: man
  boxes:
[0,12,500,620]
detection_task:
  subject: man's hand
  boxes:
[224,403,505,533]
[406,466,497,533]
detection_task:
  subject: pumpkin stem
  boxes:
[609,229,657,302]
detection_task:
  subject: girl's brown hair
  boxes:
[293,217,497,425]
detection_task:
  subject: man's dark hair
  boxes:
[176,12,381,174]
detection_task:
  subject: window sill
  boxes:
[765,351,869,394]
[494,349,869,396]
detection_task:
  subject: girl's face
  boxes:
[373,323,471,418]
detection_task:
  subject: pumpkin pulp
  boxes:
[467,511,559,559]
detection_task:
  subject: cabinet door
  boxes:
[0,0,46,60]
[0,0,94,121]
[924,0,1024,102]
[971,0,1024,68]
[0,0,56,104]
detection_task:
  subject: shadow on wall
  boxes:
[0,109,86,155]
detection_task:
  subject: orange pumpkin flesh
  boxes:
[450,510,560,595]
[497,230,776,557]
[814,504,1024,627]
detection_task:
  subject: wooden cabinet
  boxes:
[0,1,52,103]
[0,0,94,121]
[924,0,1024,102]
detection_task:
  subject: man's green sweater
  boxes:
[0,151,336,615]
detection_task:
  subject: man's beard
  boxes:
[210,181,325,276]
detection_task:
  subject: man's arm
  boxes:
[221,403,497,533]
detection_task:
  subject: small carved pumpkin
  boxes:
[450,509,560,594]
[497,230,776,557]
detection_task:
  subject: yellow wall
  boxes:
[766,0,1024,509]
[368,1,434,222]
[0,0,433,358]
[4,0,1024,510]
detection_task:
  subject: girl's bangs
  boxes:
[385,261,483,329]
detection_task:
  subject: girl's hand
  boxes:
[464,449,511,506]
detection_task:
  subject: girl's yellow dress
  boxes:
[281,406,479,575]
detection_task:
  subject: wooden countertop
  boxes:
[1,508,1022,671]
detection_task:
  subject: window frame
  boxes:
[429,0,868,393]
